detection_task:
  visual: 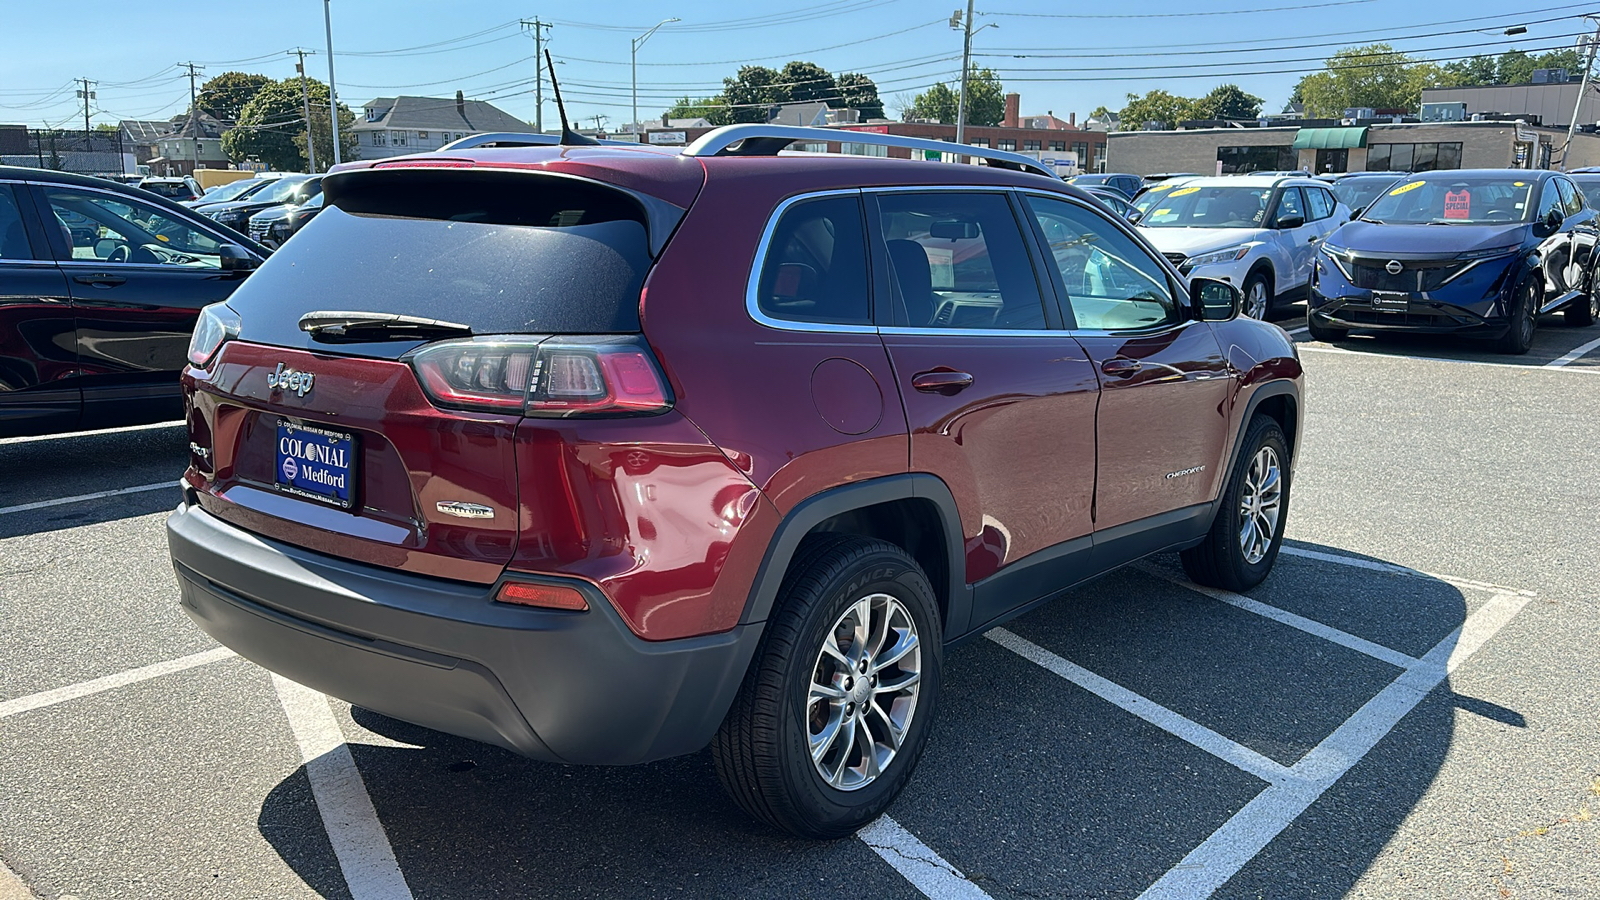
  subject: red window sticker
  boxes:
[1443,189,1471,219]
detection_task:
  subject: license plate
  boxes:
[274,422,356,509]
[1371,291,1410,312]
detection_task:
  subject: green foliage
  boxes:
[905,82,959,123]
[904,67,1004,125]
[1119,89,1202,130]
[836,72,885,119]
[663,96,731,125]
[1295,44,1436,116]
[224,78,356,172]
[1499,48,1583,85]
[721,65,788,124]
[780,61,836,105]
[1440,54,1500,87]
[1199,84,1264,120]
[197,72,272,126]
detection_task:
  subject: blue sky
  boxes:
[0,0,1586,131]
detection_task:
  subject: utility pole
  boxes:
[75,78,95,141]
[323,0,343,165]
[520,18,552,133]
[1563,16,1600,170]
[632,18,678,140]
[954,0,974,146]
[289,49,318,172]
[590,113,608,135]
[180,62,205,173]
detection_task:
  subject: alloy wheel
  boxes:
[1245,280,1269,320]
[1237,446,1283,565]
[807,593,922,791]
[1519,283,1538,346]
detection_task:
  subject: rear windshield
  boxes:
[141,181,192,198]
[226,170,652,354]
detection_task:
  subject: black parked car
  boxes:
[200,175,321,234]
[1067,172,1143,199]
[185,174,284,210]
[1309,169,1598,354]
[247,192,325,249]
[0,166,267,437]
[1567,168,1600,210]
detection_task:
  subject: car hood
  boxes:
[249,203,295,222]
[1138,227,1269,256]
[204,199,275,215]
[1332,220,1531,256]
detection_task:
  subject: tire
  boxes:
[1305,308,1347,342]
[1242,270,1272,320]
[1565,262,1597,326]
[713,535,943,839]
[1182,415,1291,592]
[1496,278,1539,355]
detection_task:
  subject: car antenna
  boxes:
[546,49,597,146]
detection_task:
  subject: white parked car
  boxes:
[1135,175,1349,319]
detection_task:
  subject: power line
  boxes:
[551,0,905,34]
[991,0,1377,19]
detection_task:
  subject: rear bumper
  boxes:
[167,500,762,765]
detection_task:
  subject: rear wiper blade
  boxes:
[298,310,472,341]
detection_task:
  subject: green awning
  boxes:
[1292,127,1368,150]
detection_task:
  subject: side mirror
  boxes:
[1276,214,1305,230]
[218,243,259,272]
[1126,209,1143,223]
[1543,207,1565,235]
[1191,277,1239,321]
[1348,205,1365,219]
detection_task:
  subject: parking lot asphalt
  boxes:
[2,316,1598,900]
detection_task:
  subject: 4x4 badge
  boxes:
[266,362,315,398]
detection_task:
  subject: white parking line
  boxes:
[1285,326,1308,336]
[0,481,174,516]
[272,675,414,900]
[0,648,236,719]
[1281,545,1534,596]
[986,628,1291,785]
[0,420,184,446]
[1547,335,1600,366]
[859,816,993,900]
[1137,565,1417,670]
[1137,589,1530,899]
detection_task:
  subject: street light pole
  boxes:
[955,0,974,146]
[323,0,342,165]
[1563,17,1600,170]
[632,18,679,139]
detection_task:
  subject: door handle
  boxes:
[1308,235,1320,243]
[72,273,127,287]
[1100,357,1142,377]
[911,369,974,394]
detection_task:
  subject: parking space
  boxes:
[1269,300,1600,369]
[3,342,1597,899]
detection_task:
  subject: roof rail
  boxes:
[680,124,1059,179]
[437,132,645,152]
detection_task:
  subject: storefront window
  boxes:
[1217,145,1295,174]
[1366,143,1462,172]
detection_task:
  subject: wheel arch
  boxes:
[739,474,971,639]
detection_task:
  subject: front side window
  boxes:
[754,195,871,326]
[41,187,222,267]
[877,192,1045,330]
[1556,178,1584,216]
[0,185,37,260]
[1537,181,1564,219]
[1026,194,1178,331]
[1275,187,1306,223]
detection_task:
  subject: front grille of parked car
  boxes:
[1162,252,1188,268]
[248,220,270,243]
[1349,258,1468,293]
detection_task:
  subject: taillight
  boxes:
[407,335,673,417]
[187,302,241,367]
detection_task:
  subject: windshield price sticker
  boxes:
[1389,181,1425,196]
[1169,187,1201,197]
[1443,189,1471,220]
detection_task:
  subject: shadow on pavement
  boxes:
[252,543,1515,900]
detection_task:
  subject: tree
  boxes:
[964,67,1005,127]
[905,82,958,123]
[721,65,788,124]
[1440,54,1501,87]
[1296,44,1429,116]
[224,78,356,172]
[197,72,272,126]
[662,96,730,125]
[1197,84,1263,120]
[779,61,836,105]
[835,72,885,119]
[1119,89,1202,130]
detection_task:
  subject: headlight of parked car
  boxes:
[1187,245,1253,268]
[1319,242,1355,281]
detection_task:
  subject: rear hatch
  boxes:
[187,162,695,583]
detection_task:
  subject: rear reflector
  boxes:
[496,582,589,611]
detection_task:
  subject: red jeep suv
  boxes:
[167,125,1303,838]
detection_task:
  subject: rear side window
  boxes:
[1306,187,1332,220]
[227,170,655,351]
[754,195,870,326]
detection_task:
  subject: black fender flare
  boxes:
[739,473,970,637]
[1208,379,1300,529]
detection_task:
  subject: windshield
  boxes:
[1137,185,1271,228]
[1330,177,1402,212]
[1131,181,1192,215]
[1361,175,1536,225]
[256,177,311,204]
[202,179,265,203]
[1570,176,1600,210]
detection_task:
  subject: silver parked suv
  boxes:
[1136,175,1349,319]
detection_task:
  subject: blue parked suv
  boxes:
[1308,169,1598,354]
